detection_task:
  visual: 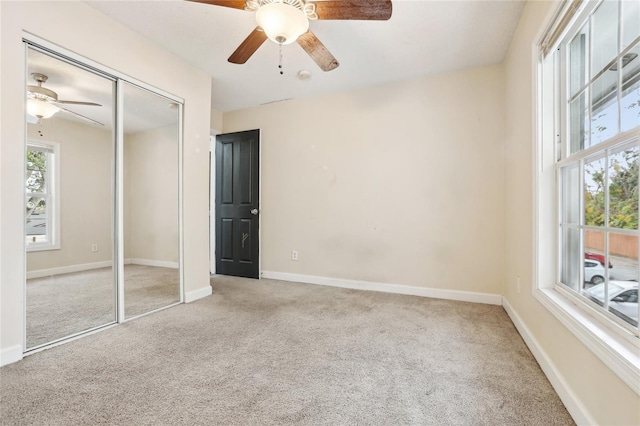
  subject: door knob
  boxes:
[251,209,259,215]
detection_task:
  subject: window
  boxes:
[557,0,639,331]
[537,0,639,394]
[26,140,60,251]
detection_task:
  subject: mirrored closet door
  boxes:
[25,44,183,351]
[25,47,116,350]
[121,82,181,319]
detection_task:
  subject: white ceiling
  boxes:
[85,0,526,112]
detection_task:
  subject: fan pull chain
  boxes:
[38,119,44,137]
[278,44,284,75]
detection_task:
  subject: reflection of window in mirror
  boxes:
[26,140,60,251]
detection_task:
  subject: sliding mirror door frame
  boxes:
[23,37,185,351]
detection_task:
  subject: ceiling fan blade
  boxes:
[314,0,392,20]
[297,31,339,72]
[186,0,247,10]
[56,100,102,106]
[58,106,104,126]
[228,28,268,64]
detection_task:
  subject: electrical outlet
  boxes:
[91,244,98,252]
[291,250,299,261]
[516,275,521,294]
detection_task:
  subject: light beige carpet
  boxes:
[2,276,574,425]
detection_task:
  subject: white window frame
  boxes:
[25,140,60,252]
[535,0,640,396]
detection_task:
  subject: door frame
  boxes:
[209,132,219,274]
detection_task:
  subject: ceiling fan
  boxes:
[26,73,104,126]
[189,0,393,71]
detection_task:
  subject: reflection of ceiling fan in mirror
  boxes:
[189,0,393,71]
[26,73,104,126]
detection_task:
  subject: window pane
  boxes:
[622,0,640,51]
[584,156,606,226]
[608,145,639,230]
[562,227,581,291]
[26,147,50,245]
[26,149,47,194]
[26,197,48,244]
[562,164,580,224]
[585,229,607,288]
[570,90,588,153]
[570,22,589,97]
[591,0,619,76]
[621,43,640,132]
[591,67,619,146]
[608,233,639,327]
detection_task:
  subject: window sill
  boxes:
[26,244,60,253]
[534,287,640,396]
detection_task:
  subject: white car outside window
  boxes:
[584,281,639,327]
[584,260,605,285]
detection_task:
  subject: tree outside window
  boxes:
[26,142,58,250]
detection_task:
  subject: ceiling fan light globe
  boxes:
[27,99,60,119]
[256,2,309,45]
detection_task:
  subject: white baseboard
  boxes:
[261,271,502,305]
[0,345,23,367]
[27,260,112,279]
[185,285,212,303]
[129,258,179,269]
[502,298,595,426]
[27,259,179,279]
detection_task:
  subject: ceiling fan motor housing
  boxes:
[27,85,58,102]
[28,73,59,102]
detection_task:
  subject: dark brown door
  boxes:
[215,130,260,278]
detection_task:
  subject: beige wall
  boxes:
[1,1,211,360]
[26,117,113,272]
[124,125,179,263]
[224,65,506,294]
[503,1,640,425]
[211,108,223,132]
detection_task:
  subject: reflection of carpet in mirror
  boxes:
[26,265,179,349]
